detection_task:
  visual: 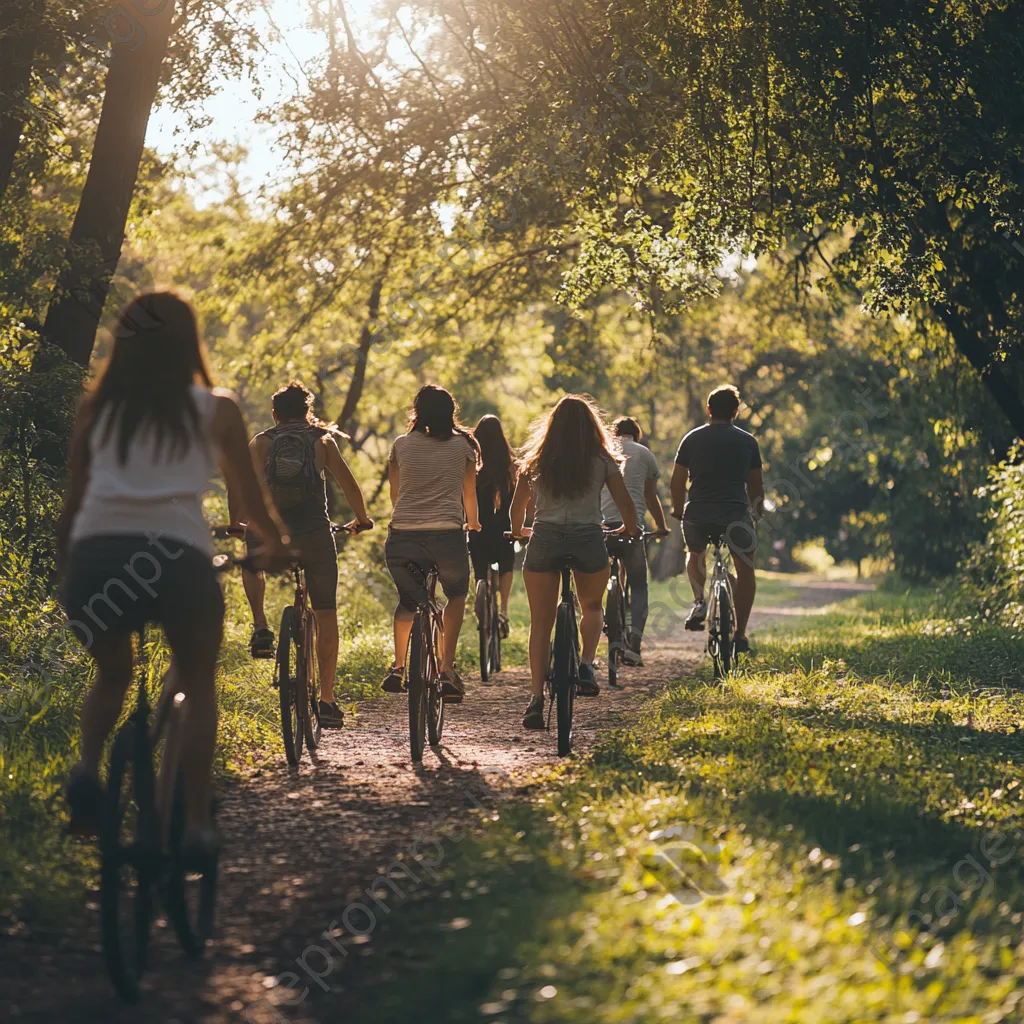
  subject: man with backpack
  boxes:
[236,381,373,727]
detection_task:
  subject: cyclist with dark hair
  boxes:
[511,395,638,728]
[469,414,518,637]
[381,385,482,702]
[58,292,290,848]
[600,416,669,666]
[670,384,765,654]
[236,380,373,727]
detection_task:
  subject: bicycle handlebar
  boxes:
[212,521,374,541]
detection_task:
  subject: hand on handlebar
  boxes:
[505,526,532,541]
[465,518,483,533]
[343,517,374,534]
[652,526,671,539]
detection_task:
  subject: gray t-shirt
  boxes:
[532,455,621,528]
[675,423,762,520]
[600,438,659,524]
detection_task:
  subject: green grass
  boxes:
[343,588,1024,1023]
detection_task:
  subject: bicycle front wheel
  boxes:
[476,579,490,681]
[490,577,503,673]
[164,773,218,959]
[427,620,445,747]
[275,606,304,766]
[303,610,322,751]
[407,610,428,762]
[100,721,157,1003]
[606,578,624,689]
[553,603,577,757]
[711,583,733,679]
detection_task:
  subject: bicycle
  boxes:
[406,566,446,763]
[100,549,252,1003]
[705,534,736,679]
[603,531,653,687]
[475,560,503,682]
[507,531,581,757]
[229,522,370,767]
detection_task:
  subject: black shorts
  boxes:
[468,529,515,578]
[385,527,470,611]
[62,534,224,649]
[247,524,338,610]
[522,524,609,575]
[683,515,758,564]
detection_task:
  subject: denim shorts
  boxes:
[385,527,470,611]
[522,524,609,575]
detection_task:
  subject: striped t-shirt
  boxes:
[389,430,476,530]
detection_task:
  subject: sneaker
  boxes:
[381,665,405,694]
[576,662,600,697]
[685,600,707,631]
[66,765,104,838]
[250,626,275,658]
[623,633,643,667]
[734,636,753,656]
[498,614,510,639]
[522,695,545,729]
[319,700,344,727]
[440,668,465,703]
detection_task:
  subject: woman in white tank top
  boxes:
[58,292,290,850]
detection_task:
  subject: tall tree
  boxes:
[40,0,176,368]
[0,0,44,205]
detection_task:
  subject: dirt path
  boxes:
[1,578,867,1023]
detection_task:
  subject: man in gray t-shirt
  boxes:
[600,417,669,664]
[670,385,765,654]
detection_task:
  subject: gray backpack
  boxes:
[264,424,321,509]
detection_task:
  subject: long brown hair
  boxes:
[272,380,348,438]
[474,414,517,504]
[89,292,213,464]
[408,384,481,463]
[520,394,621,500]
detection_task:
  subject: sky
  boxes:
[146,1,381,205]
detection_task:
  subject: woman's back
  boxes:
[71,383,218,552]
[390,430,474,530]
[532,454,616,528]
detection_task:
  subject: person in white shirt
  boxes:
[600,417,670,664]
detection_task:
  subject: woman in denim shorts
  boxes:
[381,385,482,701]
[509,395,638,728]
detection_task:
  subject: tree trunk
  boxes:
[40,0,176,369]
[336,275,385,433]
[0,0,42,205]
[936,305,1024,439]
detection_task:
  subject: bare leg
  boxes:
[164,619,223,833]
[242,569,267,630]
[523,570,559,697]
[441,595,467,673]
[686,550,707,602]
[574,565,611,665]
[78,635,134,774]
[498,571,514,615]
[732,558,757,638]
[393,605,414,668]
[314,609,340,703]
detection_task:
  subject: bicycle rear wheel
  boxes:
[407,610,428,762]
[276,607,304,766]
[606,577,624,689]
[164,773,218,958]
[553,603,577,757]
[711,583,733,679]
[303,610,322,750]
[100,721,157,1003]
